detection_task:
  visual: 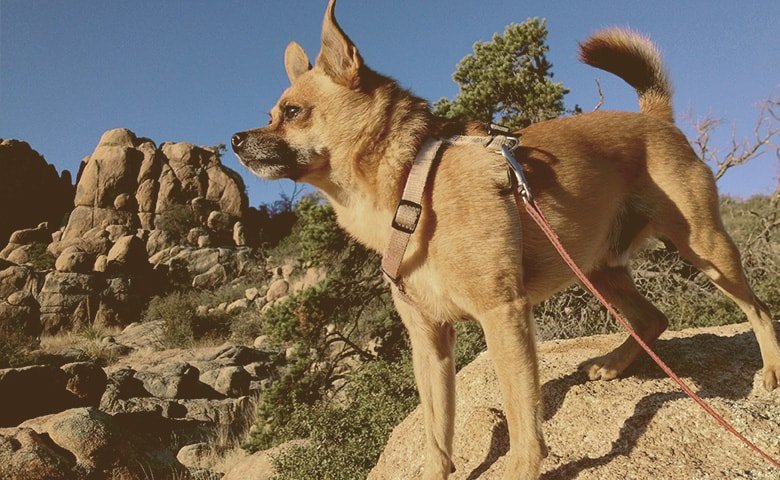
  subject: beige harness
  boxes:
[380,129,520,303]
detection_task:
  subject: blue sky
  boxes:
[2,0,778,207]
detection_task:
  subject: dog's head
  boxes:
[232,0,387,184]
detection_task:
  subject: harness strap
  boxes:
[381,134,515,303]
[381,138,442,303]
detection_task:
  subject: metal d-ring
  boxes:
[501,143,532,202]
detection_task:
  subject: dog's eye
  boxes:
[283,104,302,122]
[266,112,272,125]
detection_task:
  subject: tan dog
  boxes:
[232,1,780,478]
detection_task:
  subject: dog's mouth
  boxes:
[236,157,290,180]
[232,131,301,180]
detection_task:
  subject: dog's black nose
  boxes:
[231,132,247,151]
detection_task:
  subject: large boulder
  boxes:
[0,365,68,427]
[113,321,166,351]
[199,366,251,397]
[133,362,201,399]
[15,407,187,479]
[61,362,108,406]
[0,428,76,480]
[37,271,100,334]
[0,140,74,250]
[105,234,148,274]
[369,323,780,480]
[54,246,92,273]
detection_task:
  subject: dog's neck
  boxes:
[305,83,466,252]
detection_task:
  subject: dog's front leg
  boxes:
[478,298,546,480]
[395,294,457,479]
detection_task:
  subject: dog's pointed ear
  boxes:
[315,0,363,89]
[285,42,312,83]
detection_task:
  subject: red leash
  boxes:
[522,196,780,470]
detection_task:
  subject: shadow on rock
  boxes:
[466,408,509,480]
[540,391,686,480]
[623,329,764,400]
[466,328,769,478]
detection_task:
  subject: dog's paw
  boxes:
[580,356,622,381]
[762,365,779,391]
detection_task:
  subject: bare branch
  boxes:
[592,79,605,112]
[713,97,779,181]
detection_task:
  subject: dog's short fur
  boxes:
[233,2,780,478]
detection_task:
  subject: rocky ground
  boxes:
[370,323,780,480]
[3,310,779,479]
[0,319,284,480]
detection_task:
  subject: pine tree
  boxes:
[434,18,570,130]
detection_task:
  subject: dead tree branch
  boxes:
[689,96,780,182]
[592,79,605,112]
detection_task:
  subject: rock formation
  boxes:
[50,128,250,258]
[1,129,259,335]
[0,140,74,250]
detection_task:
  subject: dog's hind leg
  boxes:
[394,295,457,479]
[580,265,670,381]
[648,159,780,390]
[668,222,780,390]
[477,298,547,480]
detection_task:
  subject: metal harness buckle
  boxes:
[391,199,423,234]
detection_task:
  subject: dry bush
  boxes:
[37,325,125,365]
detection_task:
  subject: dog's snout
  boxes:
[231,132,248,152]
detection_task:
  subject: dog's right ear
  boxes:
[285,42,312,84]
[316,0,364,89]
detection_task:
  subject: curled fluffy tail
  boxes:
[579,28,674,123]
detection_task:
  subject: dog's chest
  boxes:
[332,197,393,253]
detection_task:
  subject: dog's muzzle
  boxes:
[230,129,303,180]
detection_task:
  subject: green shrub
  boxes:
[26,242,55,271]
[245,268,401,451]
[143,291,197,347]
[243,196,407,456]
[268,194,347,266]
[156,204,198,242]
[142,290,232,348]
[272,359,418,480]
